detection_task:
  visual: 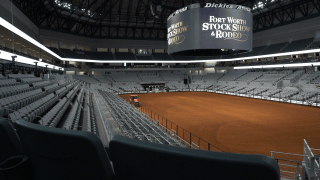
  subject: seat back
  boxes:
[110,135,280,180]
[0,118,24,163]
[14,119,114,180]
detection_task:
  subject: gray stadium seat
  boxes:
[0,118,24,163]
[110,135,280,180]
[14,119,115,180]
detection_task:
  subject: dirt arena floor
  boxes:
[120,92,320,156]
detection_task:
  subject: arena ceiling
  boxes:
[13,0,320,40]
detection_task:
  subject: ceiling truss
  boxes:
[12,0,320,39]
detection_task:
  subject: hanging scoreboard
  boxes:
[167,3,252,56]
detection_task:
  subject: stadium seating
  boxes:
[239,87,256,94]
[86,91,98,135]
[63,88,84,130]
[2,119,280,180]
[98,90,185,147]
[47,47,66,58]
[310,76,320,84]
[261,89,282,97]
[60,48,89,59]
[136,55,154,60]
[308,41,320,49]
[0,79,19,87]
[204,73,224,80]
[161,73,184,81]
[140,75,162,82]
[110,135,280,180]
[20,77,43,84]
[13,119,115,180]
[260,42,288,55]
[114,52,135,60]
[152,53,173,60]
[254,72,289,84]
[5,88,47,119]
[235,72,263,82]
[280,38,313,53]
[84,51,99,60]
[300,71,320,83]
[309,93,320,103]
[0,84,32,98]
[0,118,24,163]
[0,75,6,79]
[284,70,304,82]
[95,52,114,60]
[74,75,99,84]
[290,91,318,101]
[14,93,58,122]
[108,73,140,82]
[218,71,246,81]
[273,90,299,98]
[0,69,318,180]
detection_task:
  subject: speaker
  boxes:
[184,79,188,84]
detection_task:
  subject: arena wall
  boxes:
[0,0,40,42]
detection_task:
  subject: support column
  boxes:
[58,41,62,49]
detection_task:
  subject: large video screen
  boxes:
[167,3,252,56]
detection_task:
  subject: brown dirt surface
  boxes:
[120,92,320,156]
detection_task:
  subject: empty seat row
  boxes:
[272,90,299,98]
[74,75,99,84]
[98,90,183,147]
[7,74,35,79]
[40,97,70,127]
[309,94,320,103]
[43,83,60,94]
[2,119,280,180]
[55,86,67,96]
[66,84,81,101]
[20,77,43,83]
[32,81,51,88]
[63,88,85,130]
[55,82,78,98]
[1,88,45,117]
[0,79,19,87]
[0,74,6,79]
[10,93,58,122]
[0,84,31,98]
[290,92,318,101]
[86,91,98,135]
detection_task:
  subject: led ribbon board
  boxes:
[167,3,253,57]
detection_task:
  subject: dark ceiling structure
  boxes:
[13,0,320,40]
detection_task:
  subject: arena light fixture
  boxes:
[234,62,320,69]
[0,17,60,59]
[1,16,320,64]
[0,50,64,70]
